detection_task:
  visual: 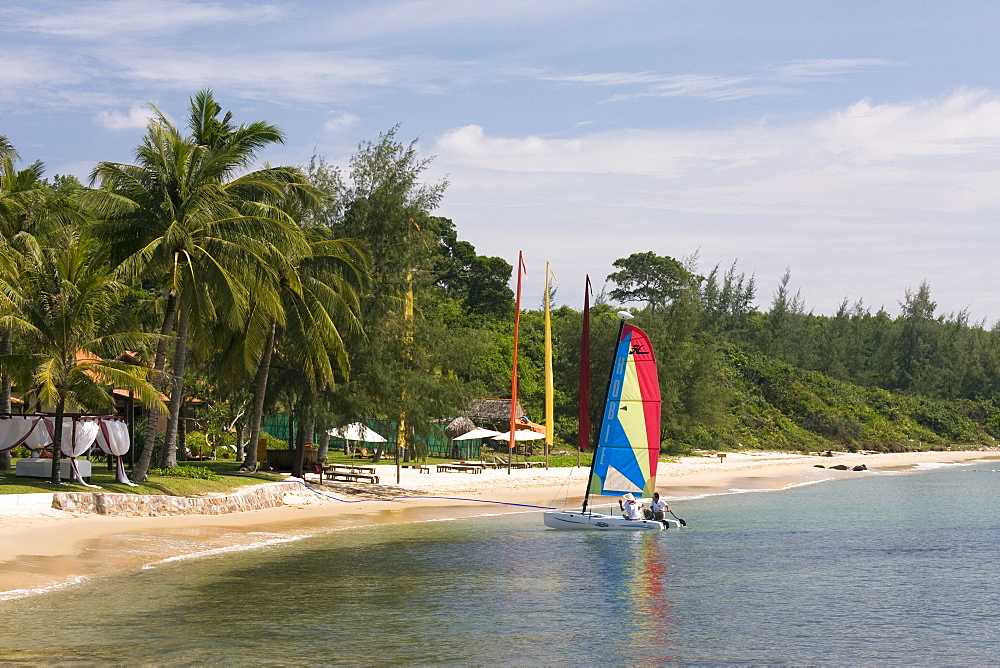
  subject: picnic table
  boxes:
[322,463,380,484]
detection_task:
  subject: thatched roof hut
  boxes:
[467,399,527,423]
[445,416,476,439]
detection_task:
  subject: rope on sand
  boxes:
[388,495,557,510]
[257,476,558,510]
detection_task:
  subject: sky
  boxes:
[3,1,1000,323]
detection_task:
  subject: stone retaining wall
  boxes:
[52,482,303,516]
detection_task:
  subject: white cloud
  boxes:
[323,113,361,134]
[0,47,85,87]
[430,90,1000,321]
[93,47,462,104]
[436,90,1000,201]
[0,48,119,110]
[775,58,894,80]
[551,72,787,102]
[323,0,601,41]
[94,104,157,130]
[534,57,893,103]
[1,0,283,39]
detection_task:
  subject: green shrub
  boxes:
[147,465,221,481]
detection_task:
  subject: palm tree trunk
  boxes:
[241,318,277,471]
[292,400,313,479]
[132,291,177,481]
[177,400,187,461]
[50,396,66,485]
[292,402,306,479]
[317,425,331,464]
[159,303,191,469]
[0,329,11,471]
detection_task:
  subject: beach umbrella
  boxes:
[327,423,387,442]
[492,429,547,458]
[491,430,546,442]
[452,427,503,459]
[453,428,503,440]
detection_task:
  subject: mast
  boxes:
[543,262,554,470]
[508,251,525,475]
[582,310,630,514]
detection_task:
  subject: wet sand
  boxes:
[1,449,995,599]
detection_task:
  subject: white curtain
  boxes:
[95,418,137,486]
[0,416,52,453]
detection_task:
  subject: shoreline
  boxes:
[1,449,996,600]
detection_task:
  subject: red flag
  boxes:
[578,275,592,450]
[508,252,526,453]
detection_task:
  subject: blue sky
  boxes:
[3,1,1000,322]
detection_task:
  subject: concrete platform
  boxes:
[15,458,91,480]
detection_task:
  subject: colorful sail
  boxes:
[589,323,660,497]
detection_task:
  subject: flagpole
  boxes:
[577,275,591,469]
[508,251,525,475]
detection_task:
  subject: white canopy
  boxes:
[491,430,546,442]
[452,428,503,441]
[327,423,387,443]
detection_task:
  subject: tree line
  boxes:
[515,252,1000,453]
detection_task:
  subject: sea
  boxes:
[1,461,998,665]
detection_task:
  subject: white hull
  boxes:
[543,510,678,531]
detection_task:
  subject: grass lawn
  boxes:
[0,448,598,497]
[0,459,284,496]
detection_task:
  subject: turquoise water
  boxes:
[2,462,999,665]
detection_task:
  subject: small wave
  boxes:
[913,461,982,471]
[728,479,829,494]
[0,576,90,601]
[142,535,310,569]
[666,477,834,502]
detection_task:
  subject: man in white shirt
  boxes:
[645,492,670,521]
[619,493,643,520]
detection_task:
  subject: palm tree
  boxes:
[0,228,163,483]
[0,138,60,470]
[88,90,310,480]
[236,223,368,473]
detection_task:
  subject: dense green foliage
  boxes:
[515,256,1000,454]
[147,465,221,481]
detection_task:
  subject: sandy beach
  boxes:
[1,448,996,600]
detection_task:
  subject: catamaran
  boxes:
[543,310,679,530]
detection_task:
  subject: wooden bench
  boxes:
[437,464,482,474]
[403,464,433,474]
[326,471,380,484]
[325,464,376,474]
[458,461,499,469]
[322,464,379,484]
